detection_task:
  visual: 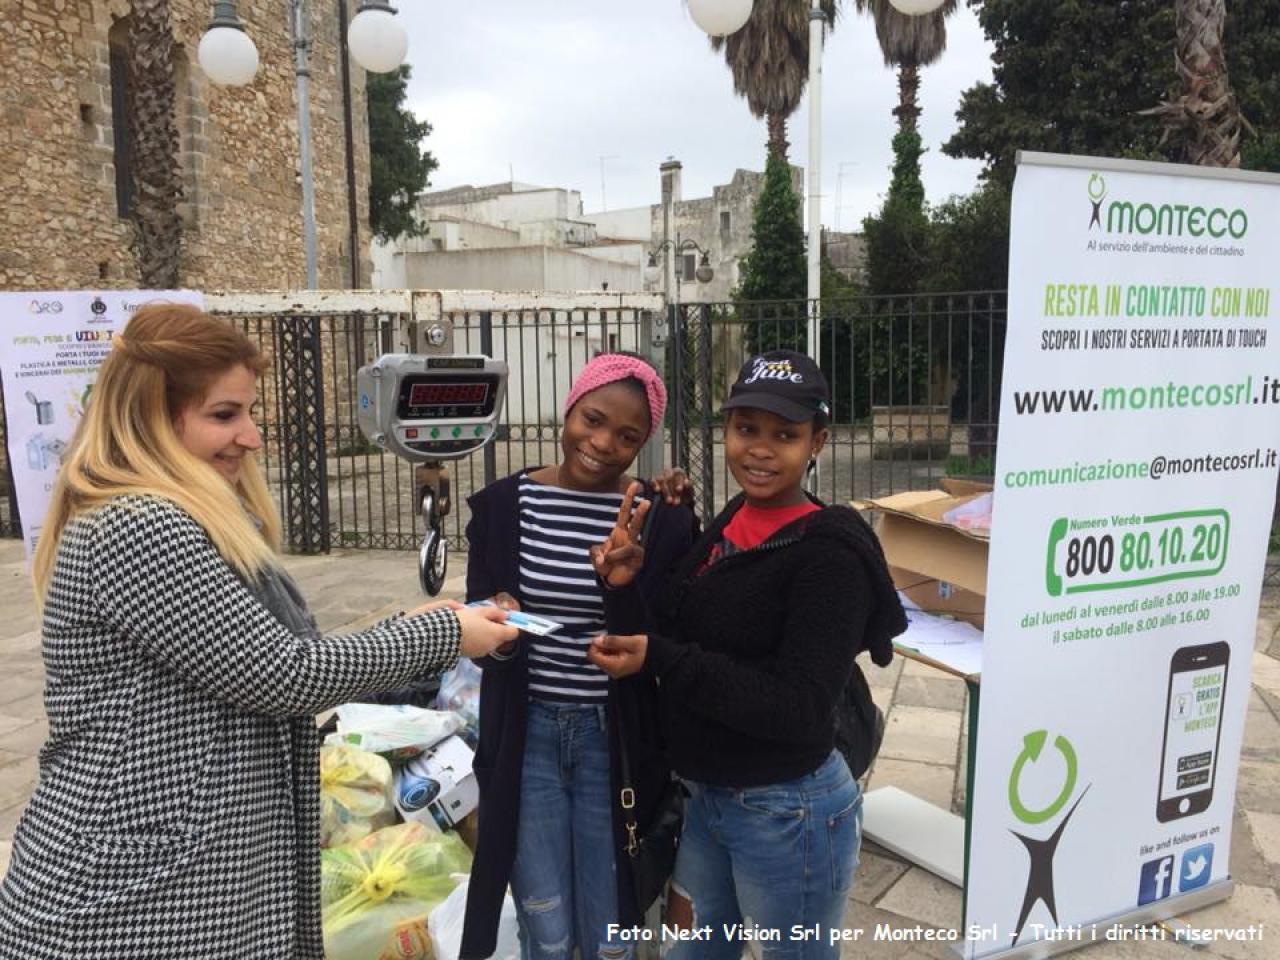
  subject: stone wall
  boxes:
[648,166,805,304]
[0,0,372,293]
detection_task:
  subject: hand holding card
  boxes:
[467,600,562,636]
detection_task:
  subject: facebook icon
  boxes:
[1139,855,1176,905]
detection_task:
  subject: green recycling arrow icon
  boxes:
[1008,730,1078,825]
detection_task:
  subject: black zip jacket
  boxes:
[607,493,906,787]
[458,470,697,959]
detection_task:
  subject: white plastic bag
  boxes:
[428,879,519,960]
[942,492,993,532]
[319,744,396,848]
[321,822,472,960]
[325,702,462,763]
[434,658,481,738]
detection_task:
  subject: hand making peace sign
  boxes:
[589,481,652,588]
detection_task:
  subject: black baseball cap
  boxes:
[722,350,831,422]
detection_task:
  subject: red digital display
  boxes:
[408,381,489,407]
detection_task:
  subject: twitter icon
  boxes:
[1179,843,1214,892]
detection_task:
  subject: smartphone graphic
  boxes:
[1156,642,1229,822]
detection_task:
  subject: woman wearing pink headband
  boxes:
[458,353,697,959]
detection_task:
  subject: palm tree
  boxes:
[1146,0,1244,167]
[709,0,838,164]
[128,0,184,287]
[852,0,958,134]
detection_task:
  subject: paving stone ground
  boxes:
[1,539,1278,958]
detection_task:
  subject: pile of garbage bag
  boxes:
[321,822,471,960]
[318,695,515,958]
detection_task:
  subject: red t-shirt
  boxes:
[700,500,821,572]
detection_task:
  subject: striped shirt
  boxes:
[517,474,622,703]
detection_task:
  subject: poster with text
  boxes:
[965,154,1280,956]
[0,290,203,557]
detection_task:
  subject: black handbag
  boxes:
[614,707,684,915]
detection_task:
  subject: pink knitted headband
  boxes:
[563,353,667,438]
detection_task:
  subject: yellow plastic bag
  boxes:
[319,745,396,848]
[321,821,472,960]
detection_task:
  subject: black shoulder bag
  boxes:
[613,706,684,916]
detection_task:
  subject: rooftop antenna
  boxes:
[835,161,857,232]
[600,154,618,211]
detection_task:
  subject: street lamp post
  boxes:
[197,0,408,289]
[639,233,715,479]
[807,0,824,363]
[686,0,945,364]
[684,0,944,495]
[646,237,715,308]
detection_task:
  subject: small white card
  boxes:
[466,600,562,636]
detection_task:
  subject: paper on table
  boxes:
[902,608,982,645]
[894,605,984,678]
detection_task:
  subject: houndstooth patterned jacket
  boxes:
[0,496,462,959]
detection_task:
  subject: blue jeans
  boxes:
[665,751,862,960]
[510,700,633,960]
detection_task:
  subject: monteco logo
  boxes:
[1087,172,1247,239]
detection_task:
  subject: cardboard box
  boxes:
[855,484,991,629]
[394,734,479,833]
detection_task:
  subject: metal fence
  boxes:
[8,287,1280,599]
[671,292,1007,526]
[1,290,1007,549]
[209,291,659,553]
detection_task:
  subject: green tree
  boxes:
[923,181,1010,293]
[736,153,807,352]
[738,153,807,302]
[862,128,928,296]
[852,129,931,406]
[1243,133,1280,173]
[367,65,437,242]
[945,1,1279,179]
[943,0,1178,185]
[710,1,838,164]
[924,182,1010,459]
[1222,0,1280,172]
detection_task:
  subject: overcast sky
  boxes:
[395,1,994,231]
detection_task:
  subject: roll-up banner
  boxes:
[966,153,1280,957]
[0,291,203,556]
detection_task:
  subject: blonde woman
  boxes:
[0,304,517,959]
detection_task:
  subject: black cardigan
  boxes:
[459,470,697,959]
[610,493,906,787]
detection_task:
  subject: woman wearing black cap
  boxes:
[587,349,907,959]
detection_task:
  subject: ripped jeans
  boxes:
[664,751,862,960]
[510,700,633,960]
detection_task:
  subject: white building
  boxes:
[371,182,643,292]
[370,161,803,303]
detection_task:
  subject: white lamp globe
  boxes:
[197,25,259,86]
[888,0,947,14]
[688,0,753,38]
[348,8,408,73]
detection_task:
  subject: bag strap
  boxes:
[610,684,640,857]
